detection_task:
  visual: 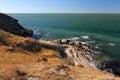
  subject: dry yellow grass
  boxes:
[0,29,120,80]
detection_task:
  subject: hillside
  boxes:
[0,29,120,80]
[0,13,120,80]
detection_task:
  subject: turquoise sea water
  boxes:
[8,13,120,60]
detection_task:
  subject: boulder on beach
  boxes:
[54,39,71,44]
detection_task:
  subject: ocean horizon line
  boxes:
[6,12,120,14]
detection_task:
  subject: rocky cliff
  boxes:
[0,13,33,37]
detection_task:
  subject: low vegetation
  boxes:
[16,40,42,53]
[65,56,75,66]
[0,30,9,45]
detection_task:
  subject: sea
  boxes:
[8,13,120,60]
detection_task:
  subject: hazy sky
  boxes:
[0,0,120,13]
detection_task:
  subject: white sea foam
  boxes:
[81,41,88,44]
[28,30,42,40]
[45,32,50,36]
[81,35,89,39]
[89,41,95,43]
[33,30,42,35]
[108,43,116,46]
[95,46,99,49]
[61,39,66,43]
[71,37,79,40]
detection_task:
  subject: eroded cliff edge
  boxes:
[0,13,33,37]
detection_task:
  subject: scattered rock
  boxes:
[54,39,71,45]
[69,76,78,80]
[27,76,41,80]
[53,64,70,75]
[69,42,75,45]
[29,30,43,40]
[36,58,42,62]
[57,69,66,75]
[16,70,27,77]
[36,57,48,62]
[42,57,48,62]
[15,70,27,80]
[22,29,33,37]
[56,64,70,71]
[54,38,100,68]
[61,39,67,44]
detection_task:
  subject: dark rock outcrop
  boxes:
[28,30,43,40]
[97,60,120,76]
[0,13,33,37]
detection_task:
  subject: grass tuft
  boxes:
[0,30,9,45]
[16,40,42,53]
[65,57,75,66]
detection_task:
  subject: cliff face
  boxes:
[0,13,33,37]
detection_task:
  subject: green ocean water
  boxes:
[8,13,120,60]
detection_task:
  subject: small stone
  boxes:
[42,57,48,62]
[36,58,42,62]
[27,76,41,80]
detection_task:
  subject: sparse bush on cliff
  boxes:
[65,57,75,66]
[16,40,41,53]
[0,30,9,45]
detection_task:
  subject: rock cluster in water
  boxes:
[53,39,100,68]
[97,60,120,76]
[29,30,43,40]
[0,13,33,37]
[53,39,120,76]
